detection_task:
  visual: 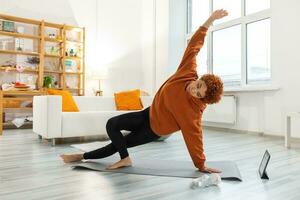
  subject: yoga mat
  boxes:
[72,159,242,181]
[71,141,242,181]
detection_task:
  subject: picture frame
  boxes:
[258,150,271,179]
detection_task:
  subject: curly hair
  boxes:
[200,74,224,104]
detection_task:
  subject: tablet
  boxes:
[259,150,271,179]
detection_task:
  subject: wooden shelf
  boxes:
[67,88,84,90]
[44,22,64,29]
[44,70,63,74]
[0,66,38,73]
[65,56,81,60]
[45,37,63,43]
[66,40,83,45]
[4,107,33,112]
[57,88,84,91]
[0,49,39,56]
[3,90,45,96]
[44,54,61,58]
[65,71,83,75]
[0,31,40,39]
[65,26,83,30]
[3,97,32,101]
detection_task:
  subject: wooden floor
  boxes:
[1,128,300,200]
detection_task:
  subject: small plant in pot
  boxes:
[43,76,54,88]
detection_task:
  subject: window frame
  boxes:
[186,0,271,87]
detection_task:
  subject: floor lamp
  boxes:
[90,69,108,96]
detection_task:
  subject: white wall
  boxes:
[154,0,170,89]
[93,0,144,96]
[141,0,156,94]
[91,0,172,96]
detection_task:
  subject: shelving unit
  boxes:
[0,13,85,134]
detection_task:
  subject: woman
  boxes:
[61,9,227,173]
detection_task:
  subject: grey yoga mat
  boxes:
[71,141,242,181]
[72,159,242,181]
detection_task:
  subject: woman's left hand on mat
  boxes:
[199,166,222,173]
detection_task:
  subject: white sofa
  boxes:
[33,96,155,145]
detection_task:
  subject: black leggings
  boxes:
[83,107,160,160]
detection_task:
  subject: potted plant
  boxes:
[43,76,53,88]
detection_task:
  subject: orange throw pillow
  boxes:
[114,89,143,110]
[47,89,79,112]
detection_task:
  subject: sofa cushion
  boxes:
[114,89,143,110]
[47,89,79,112]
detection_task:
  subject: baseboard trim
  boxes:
[203,125,300,143]
[203,126,264,136]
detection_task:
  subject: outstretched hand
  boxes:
[210,9,228,20]
[199,166,222,173]
[202,9,228,28]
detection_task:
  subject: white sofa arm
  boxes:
[33,95,62,139]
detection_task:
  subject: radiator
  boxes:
[202,95,237,124]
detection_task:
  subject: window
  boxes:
[213,25,241,85]
[187,0,271,87]
[197,41,208,76]
[213,0,241,24]
[247,19,270,84]
[187,0,209,33]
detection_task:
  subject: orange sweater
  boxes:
[150,26,208,170]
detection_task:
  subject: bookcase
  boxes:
[0,13,85,134]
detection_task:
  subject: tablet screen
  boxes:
[259,150,270,177]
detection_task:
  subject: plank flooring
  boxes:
[1,128,300,200]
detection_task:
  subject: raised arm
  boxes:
[176,9,228,73]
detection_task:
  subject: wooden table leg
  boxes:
[285,115,291,148]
